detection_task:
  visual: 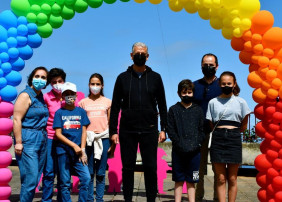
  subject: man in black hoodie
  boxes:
[109,42,167,202]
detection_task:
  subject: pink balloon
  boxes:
[0,185,11,200]
[0,168,12,186]
[0,136,12,151]
[0,101,13,118]
[0,152,12,168]
[0,118,13,135]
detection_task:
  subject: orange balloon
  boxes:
[253,44,264,54]
[272,78,282,89]
[244,41,252,51]
[239,50,253,64]
[266,69,277,82]
[268,88,279,99]
[258,66,269,80]
[231,37,245,51]
[269,58,280,70]
[274,48,282,62]
[263,48,274,58]
[252,34,262,45]
[248,71,262,88]
[252,54,261,64]
[262,27,282,50]
[251,10,274,34]
[242,30,252,41]
[277,63,282,79]
[261,80,271,91]
[279,86,282,98]
[258,56,270,67]
[253,88,267,103]
[249,64,260,72]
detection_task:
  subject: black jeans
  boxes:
[119,131,158,202]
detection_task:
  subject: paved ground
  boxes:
[8,166,259,202]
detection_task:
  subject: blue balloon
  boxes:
[0,52,9,63]
[28,34,42,48]
[11,58,25,71]
[0,85,17,101]
[0,42,8,52]
[0,78,7,89]
[0,10,17,30]
[7,37,17,48]
[1,62,12,74]
[8,47,19,59]
[0,69,3,77]
[18,45,33,60]
[16,36,27,47]
[0,25,8,43]
[27,23,37,35]
[17,24,28,36]
[17,16,28,25]
[5,70,22,86]
[7,27,17,37]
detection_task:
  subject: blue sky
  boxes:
[1,0,282,128]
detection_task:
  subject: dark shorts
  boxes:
[210,128,242,164]
[172,149,201,183]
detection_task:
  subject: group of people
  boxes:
[13,42,250,202]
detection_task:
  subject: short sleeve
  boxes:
[81,108,90,126]
[206,101,212,121]
[53,110,62,129]
[240,98,251,119]
[107,99,112,109]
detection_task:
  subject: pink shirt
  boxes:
[79,97,111,134]
[44,90,85,139]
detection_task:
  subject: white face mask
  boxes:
[52,83,63,94]
[90,86,101,95]
[65,95,76,105]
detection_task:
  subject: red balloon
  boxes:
[266,150,278,162]
[270,139,282,151]
[268,123,280,134]
[280,170,282,176]
[256,121,266,138]
[254,104,264,120]
[265,98,277,106]
[273,112,282,124]
[265,106,276,118]
[275,131,282,143]
[273,159,282,170]
[276,101,282,112]
[269,199,275,202]
[258,188,267,202]
[231,37,245,51]
[257,172,268,188]
[267,168,279,181]
[273,176,282,191]
[275,192,282,202]
[239,50,253,64]
[279,149,282,159]
[265,132,275,142]
[267,183,275,197]
[255,154,273,172]
[260,140,270,154]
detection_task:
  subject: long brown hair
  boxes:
[219,71,240,96]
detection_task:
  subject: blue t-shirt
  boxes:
[53,107,90,155]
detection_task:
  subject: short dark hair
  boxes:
[27,66,48,87]
[47,68,66,84]
[88,73,104,96]
[219,71,240,96]
[201,53,218,66]
[177,79,194,95]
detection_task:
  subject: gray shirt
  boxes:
[206,95,251,123]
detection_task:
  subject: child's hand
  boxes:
[73,144,82,155]
[79,148,88,165]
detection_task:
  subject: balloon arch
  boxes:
[0,0,282,201]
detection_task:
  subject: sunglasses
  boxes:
[202,64,216,68]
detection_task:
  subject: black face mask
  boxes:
[202,65,216,78]
[133,53,147,66]
[221,86,233,95]
[181,96,193,104]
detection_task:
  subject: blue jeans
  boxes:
[42,139,62,202]
[16,128,47,202]
[86,138,110,202]
[57,152,91,202]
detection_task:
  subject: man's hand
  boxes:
[111,134,119,144]
[73,144,82,155]
[15,143,23,156]
[158,131,166,143]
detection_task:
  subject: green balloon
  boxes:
[46,0,56,5]
[56,0,65,6]
[37,13,48,24]
[41,3,52,15]
[61,5,75,20]
[65,0,76,6]
[88,0,103,8]
[30,4,41,15]
[26,12,37,23]
[104,0,116,4]
[51,3,62,15]
[37,23,53,38]
[120,0,130,2]
[11,0,30,17]
[29,0,46,6]
[74,0,88,13]
[49,14,63,29]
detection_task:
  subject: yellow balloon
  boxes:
[149,0,162,4]
[198,7,210,20]
[217,7,228,18]
[169,0,183,12]
[202,0,212,8]
[239,0,260,18]
[231,17,241,28]
[222,27,233,39]
[229,9,239,18]
[221,0,241,9]
[195,0,203,9]
[211,0,221,9]
[210,17,223,30]
[184,1,198,14]
[134,0,146,3]
[233,27,243,38]
[209,8,219,17]
[222,17,232,27]
[240,18,251,30]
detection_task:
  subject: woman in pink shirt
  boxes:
[42,68,84,201]
[79,73,111,202]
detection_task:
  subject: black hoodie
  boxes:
[109,65,167,135]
